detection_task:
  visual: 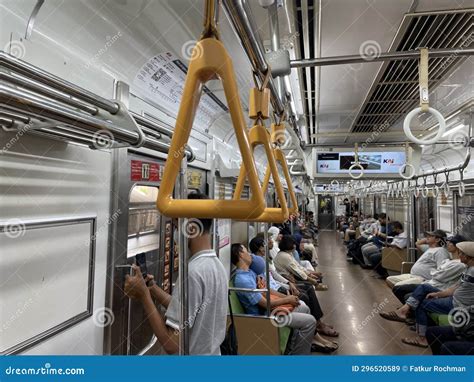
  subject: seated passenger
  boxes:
[380,235,467,322]
[387,229,450,303]
[274,235,322,286]
[390,242,474,348]
[249,236,291,294]
[426,326,474,355]
[231,243,317,354]
[360,213,388,267]
[268,226,282,259]
[368,221,407,279]
[302,243,319,268]
[124,192,228,355]
[247,242,338,350]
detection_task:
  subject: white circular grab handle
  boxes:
[349,163,364,179]
[441,181,450,198]
[403,107,446,145]
[459,182,465,197]
[398,163,416,179]
[422,186,430,198]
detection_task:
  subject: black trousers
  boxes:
[392,283,419,304]
[369,252,389,277]
[426,326,474,355]
[296,281,324,321]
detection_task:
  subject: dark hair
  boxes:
[231,243,244,265]
[373,213,379,220]
[249,237,265,254]
[301,248,313,262]
[279,235,296,251]
[392,221,403,231]
[187,192,212,233]
[378,213,387,219]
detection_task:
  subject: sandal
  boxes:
[379,311,407,323]
[315,284,329,291]
[402,337,428,348]
[311,342,337,353]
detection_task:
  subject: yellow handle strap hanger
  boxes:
[419,47,429,112]
[156,1,265,219]
[249,70,271,121]
[233,124,289,222]
[271,148,299,216]
[201,0,220,40]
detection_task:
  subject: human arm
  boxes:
[426,284,458,299]
[258,294,299,310]
[124,266,179,354]
[145,275,172,308]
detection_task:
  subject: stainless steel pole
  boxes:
[290,47,474,68]
[178,157,189,355]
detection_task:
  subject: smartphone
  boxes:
[135,253,148,279]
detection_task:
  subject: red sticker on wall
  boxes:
[131,160,161,182]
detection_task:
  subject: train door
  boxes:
[106,151,172,355]
[455,190,474,240]
[318,195,334,230]
[415,195,437,238]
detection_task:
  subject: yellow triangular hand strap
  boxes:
[233,125,289,223]
[157,38,265,219]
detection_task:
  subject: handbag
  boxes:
[220,294,238,355]
[257,276,295,315]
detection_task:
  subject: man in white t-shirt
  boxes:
[367,221,407,279]
[124,193,228,355]
[387,229,450,303]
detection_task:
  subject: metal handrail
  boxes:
[290,47,474,68]
[0,51,119,113]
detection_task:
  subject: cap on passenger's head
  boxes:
[456,242,474,257]
[424,229,447,239]
[268,226,280,239]
[446,234,467,245]
[249,253,265,275]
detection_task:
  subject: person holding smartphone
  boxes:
[124,193,228,355]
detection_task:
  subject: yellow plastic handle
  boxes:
[272,148,299,216]
[156,38,265,219]
[233,125,289,223]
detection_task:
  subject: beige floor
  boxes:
[316,230,430,355]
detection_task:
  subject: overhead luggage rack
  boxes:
[0,51,194,161]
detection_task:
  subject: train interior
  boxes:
[1,0,473,357]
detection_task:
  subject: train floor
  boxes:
[316,230,428,355]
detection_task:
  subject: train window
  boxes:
[457,193,474,240]
[416,195,437,237]
[127,186,160,258]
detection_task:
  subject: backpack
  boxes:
[220,294,238,355]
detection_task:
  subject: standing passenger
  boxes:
[124,193,228,355]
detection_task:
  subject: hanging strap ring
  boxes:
[432,184,439,198]
[422,186,430,198]
[349,163,364,179]
[404,107,446,145]
[398,163,416,179]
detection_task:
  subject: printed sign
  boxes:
[317,151,406,174]
[131,160,160,182]
[133,52,228,129]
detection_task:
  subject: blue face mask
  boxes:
[249,253,266,275]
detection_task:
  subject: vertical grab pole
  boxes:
[264,222,271,316]
[209,139,218,252]
[178,157,189,355]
